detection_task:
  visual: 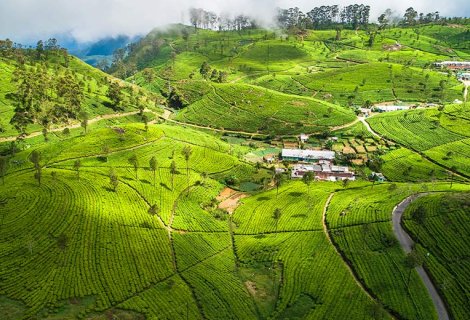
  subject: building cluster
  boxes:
[434,61,470,70]
[281,148,355,181]
[291,161,355,181]
[373,105,411,112]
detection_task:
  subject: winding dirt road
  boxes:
[392,194,450,320]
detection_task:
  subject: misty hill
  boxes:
[64,35,141,66]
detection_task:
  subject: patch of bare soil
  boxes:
[217,188,248,214]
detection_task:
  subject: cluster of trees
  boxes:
[189,8,256,31]
[277,4,371,30]
[199,62,228,83]
[10,64,84,135]
[0,38,70,67]
[402,8,440,26]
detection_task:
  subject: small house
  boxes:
[370,172,386,182]
[299,134,309,143]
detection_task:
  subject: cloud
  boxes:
[0,0,469,43]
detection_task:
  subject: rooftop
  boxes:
[282,149,335,160]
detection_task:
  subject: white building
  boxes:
[458,72,470,81]
[374,106,410,112]
[435,61,470,70]
[282,149,335,162]
[299,133,309,143]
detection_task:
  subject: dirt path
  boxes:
[161,109,173,120]
[392,194,450,320]
[358,116,381,138]
[331,117,360,132]
[322,193,394,317]
[0,110,149,143]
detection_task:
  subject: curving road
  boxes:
[392,194,450,320]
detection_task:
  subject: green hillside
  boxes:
[0,52,162,139]
[403,193,470,319]
[1,14,470,320]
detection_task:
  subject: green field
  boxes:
[403,192,470,319]
[1,20,470,320]
[368,105,470,178]
[175,83,356,135]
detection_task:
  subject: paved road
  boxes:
[392,194,450,320]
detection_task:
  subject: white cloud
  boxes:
[0,0,468,43]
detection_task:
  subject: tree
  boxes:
[128,154,139,180]
[109,168,119,191]
[36,40,44,60]
[170,160,177,190]
[404,248,423,287]
[148,204,159,216]
[107,81,123,110]
[142,68,155,83]
[335,25,343,41]
[29,150,42,186]
[302,171,314,199]
[367,27,378,47]
[182,145,193,192]
[273,208,282,231]
[79,111,89,134]
[0,156,9,185]
[73,159,81,180]
[199,61,211,79]
[403,7,418,25]
[142,114,149,132]
[342,178,350,189]
[378,13,389,29]
[274,172,283,197]
[149,156,158,186]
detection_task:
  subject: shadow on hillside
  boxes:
[160,182,171,191]
[289,192,303,197]
[102,186,116,193]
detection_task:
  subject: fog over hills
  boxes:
[1,0,469,44]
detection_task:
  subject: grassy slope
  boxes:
[1,23,469,320]
[175,82,356,135]
[0,55,162,138]
[368,104,470,178]
[403,192,470,320]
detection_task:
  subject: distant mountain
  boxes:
[58,34,141,66]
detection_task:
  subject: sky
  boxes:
[1,0,469,44]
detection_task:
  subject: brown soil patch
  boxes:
[292,101,306,106]
[245,281,257,296]
[217,188,248,214]
[283,142,298,149]
[351,159,364,166]
[216,187,237,201]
